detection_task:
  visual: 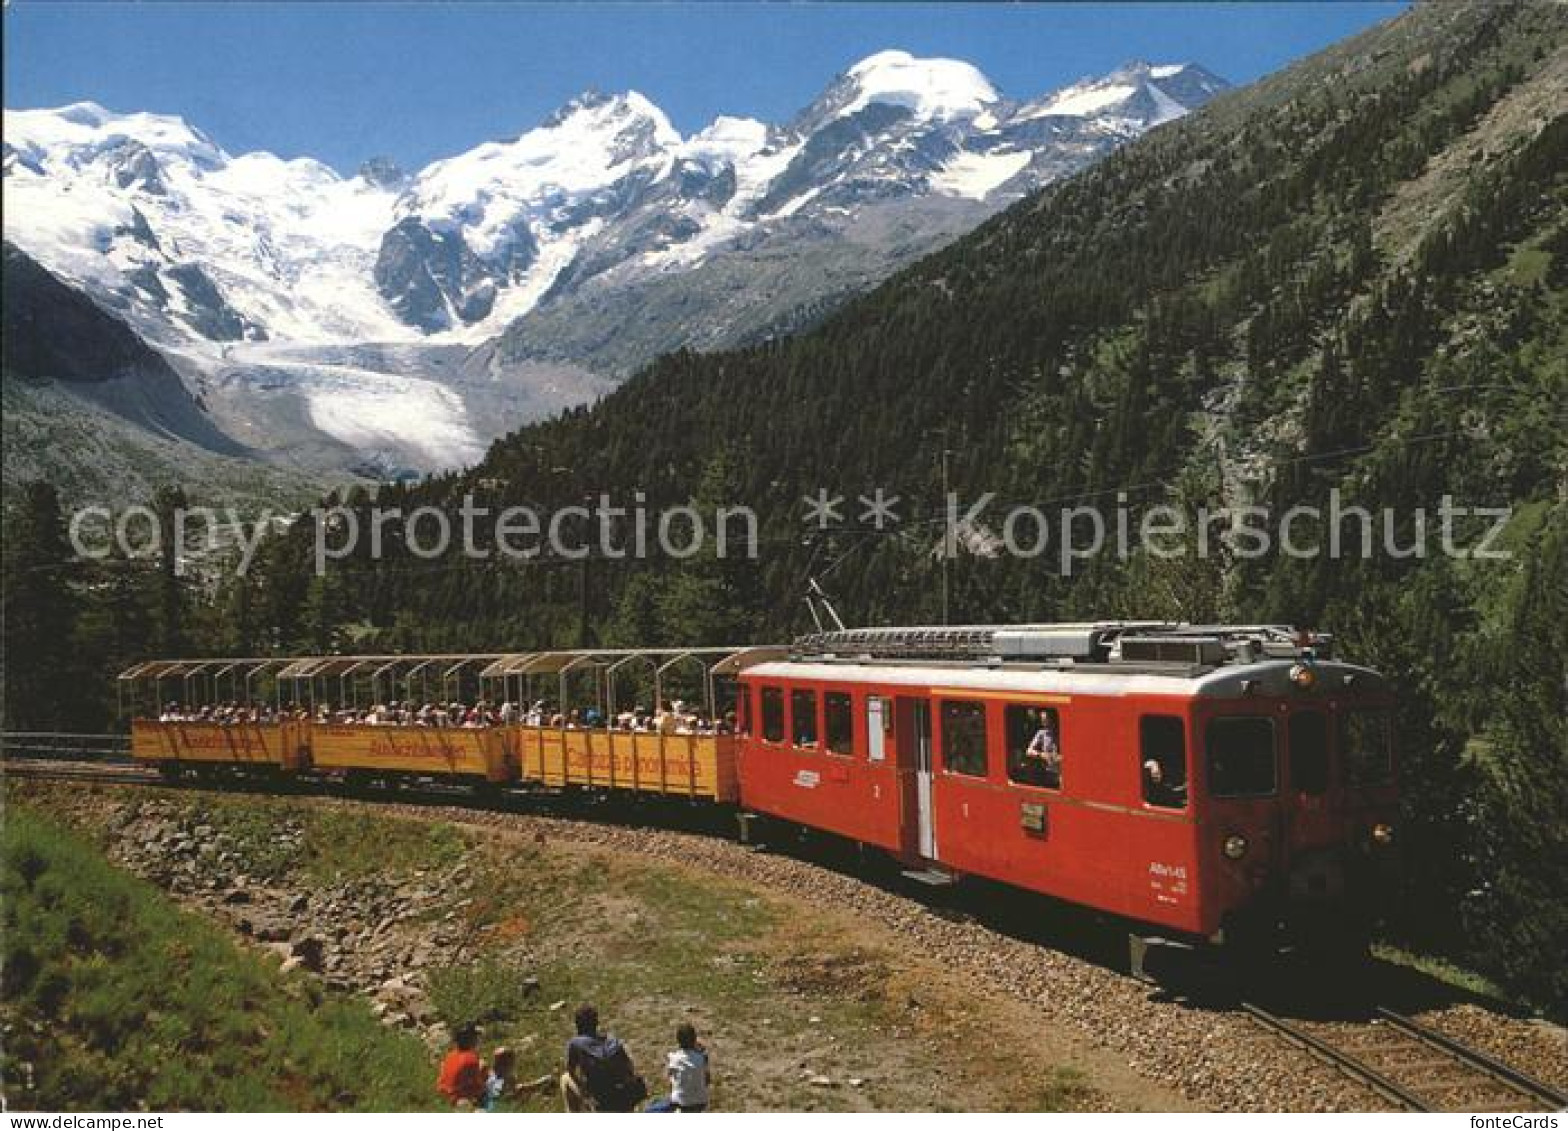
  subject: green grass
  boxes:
[1,804,443,1111]
[108,793,469,883]
[1372,944,1512,1003]
[301,808,468,882]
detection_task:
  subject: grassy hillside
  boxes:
[0,804,440,1111]
[2,378,325,512]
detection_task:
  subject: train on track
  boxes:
[121,622,1400,960]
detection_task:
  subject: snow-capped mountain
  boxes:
[5,53,1226,348]
[3,102,408,345]
[3,53,1227,480]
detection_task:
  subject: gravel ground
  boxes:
[1414,1005,1568,1098]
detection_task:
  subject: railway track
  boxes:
[3,758,156,783]
[9,746,1566,1113]
[1243,1001,1568,1112]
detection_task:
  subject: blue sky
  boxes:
[5,2,1406,174]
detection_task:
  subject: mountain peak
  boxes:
[1018,61,1227,123]
[839,49,999,121]
[357,155,407,189]
[5,102,229,173]
[54,100,115,127]
[540,88,680,144]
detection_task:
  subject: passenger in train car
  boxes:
[999,704,1060,788]
[500,700,518,725]
[1019,708,1063,788]
[1142,756,1187,809]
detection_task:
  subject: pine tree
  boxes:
[152,484,192,655]
[2,481,82,730]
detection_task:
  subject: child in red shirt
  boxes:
[437,1023,485,1107]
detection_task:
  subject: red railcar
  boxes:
[735,624,1399,952]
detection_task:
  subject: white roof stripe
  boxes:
[744,661,1198,698]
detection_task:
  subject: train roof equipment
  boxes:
[788,622,1334,672]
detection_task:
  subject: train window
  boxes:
[1207,716,1277,797]
[1140,716,1188,809]
[737,686,752,736]
[1342,709,1393,786]
[1006,705,1061,789]
[761,687,784,743]
[1289,711,1330,794]
[866,696,889,762]
[941,700,988,777]
[791,688,819,748]
[824,691,854,756]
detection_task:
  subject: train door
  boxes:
[894,696,936,860]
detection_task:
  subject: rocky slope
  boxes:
[2,243,323,506]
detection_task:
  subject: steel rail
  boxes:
[1241,1002,1430,1111]
[1374,1007,1568,1111]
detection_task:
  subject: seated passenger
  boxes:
[1027,719,1061,768]
[1010,709,1061,788]
[1142,757,1187,808]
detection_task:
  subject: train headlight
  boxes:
[1371,822,1395,847]
[1289,663,1316,690]
[1223,834,1249,860]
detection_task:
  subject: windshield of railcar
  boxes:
[1207,715,1277,798]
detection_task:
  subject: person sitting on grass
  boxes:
[561,1003,646,1112]
[646,1021,711,1112]
[437,1022,485,1108]
[482,1045,517,1112]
